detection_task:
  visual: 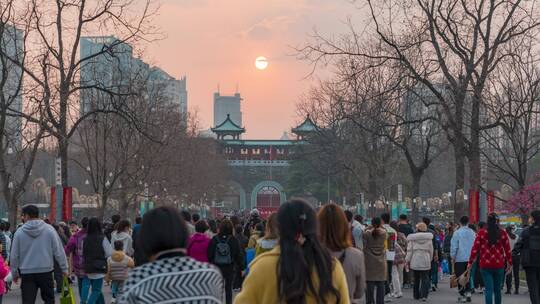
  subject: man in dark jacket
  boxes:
[514,210,540,304]
[398,214,414,236]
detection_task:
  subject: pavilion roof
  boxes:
[292,114,317,134]
[211,114,245,133]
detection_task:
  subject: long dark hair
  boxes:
[371,217,384,238]
[487,213,501,245]
[87,217,103,236]
[277,199,340,304]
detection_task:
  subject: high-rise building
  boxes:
[80,36,187,116]
[148,68,188,114]
[214,92,242,128]
[0,24,23,148]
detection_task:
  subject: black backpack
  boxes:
[214,237,232,265]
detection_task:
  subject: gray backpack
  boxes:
[214,237,232,265]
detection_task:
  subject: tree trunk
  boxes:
[99,193,108,221]
[59,137,69,187]
[118,190,130,219]
[8,197,17,232]
[453,140,466,222]
[411,172,421,224]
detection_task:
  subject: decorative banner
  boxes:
[62,187,73,221]
[469,190,479,223]
[487,191,495,214]
[50,187,56,222]
[55,158,62,186]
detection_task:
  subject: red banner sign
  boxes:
[469,190,479,223]
[50,187,56,222]
[63,187,72,221]
[487,191,495,214]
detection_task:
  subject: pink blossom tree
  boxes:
[507,182,540,224]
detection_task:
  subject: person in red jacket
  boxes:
[467,213,512,304]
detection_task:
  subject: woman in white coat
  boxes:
[405,222,433,302]
[110,219,134,256]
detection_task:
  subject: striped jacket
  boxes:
[118,254,224,304]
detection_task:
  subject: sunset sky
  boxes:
[142,0,368,139]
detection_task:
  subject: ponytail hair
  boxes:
[371,217,384,238]
[277,199,341,304]
[487,213,501,246]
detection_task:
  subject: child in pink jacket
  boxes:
[187,221,211,262]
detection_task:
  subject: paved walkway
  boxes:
[388,276,530,304]
[1,276,532,303]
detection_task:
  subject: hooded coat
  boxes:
[187,232,211,262]
[406,232,434,271]
[10,219,68,279]
[111,231,134,256]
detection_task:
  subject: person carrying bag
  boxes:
[60,277,75,304]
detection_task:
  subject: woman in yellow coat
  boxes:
[235,199,350,304]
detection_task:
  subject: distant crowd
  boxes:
[3,201,540,304]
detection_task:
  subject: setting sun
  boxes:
[255,56,268,70]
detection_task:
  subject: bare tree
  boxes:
[72,69,175,220]
[482,41,540,191]
[0,3,47,226]
[296,75,402,206]
[299,0,540,219]
[1,0,159,187]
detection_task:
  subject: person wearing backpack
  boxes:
[207,219,242,304]
[514,210,540,303]
[318,204,366,303]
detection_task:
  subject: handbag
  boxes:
[450,260,458,288]
[450,274,459,288]
[60,277,75,304]
[458,269,470,287]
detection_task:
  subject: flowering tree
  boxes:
[506,182,540,223]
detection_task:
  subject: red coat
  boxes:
[468,229,512,269]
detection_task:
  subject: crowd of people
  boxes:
[2,200,540,304]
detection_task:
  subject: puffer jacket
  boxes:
[406,232,434,271]
[187,232,211,263]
